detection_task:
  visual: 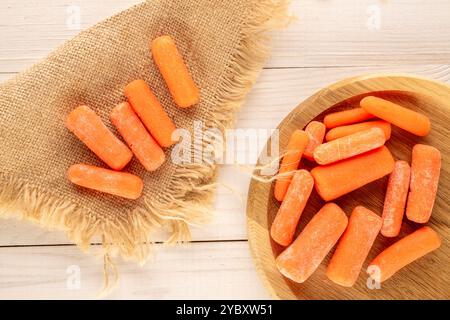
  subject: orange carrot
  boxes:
[124,80,177,148]
[152,36,200,108]
[270,170,314,246]
[311,146,395,201]
[314,127,386,165]
[111,102,166,172]
[381,160,411,237]
[274,130,309,201]
[406,144,441,223]
[326,120,391,141]
[326,206,382,287]
[303,121,326,161]
[323,108,375,129]
[67,164,144,200]
[368,226,441,283]
[65,106,132,171]
[276,203,348,283]
[360,96,431,136]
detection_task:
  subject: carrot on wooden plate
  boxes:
[326,120,391,141]
[65,105,132,171]
[327,206,382,287]
[406,144,441,223]
[368,226,441,283]
[274,130,309,201]
[381,160,411,237]
[111,102,166,172]
[360,96,431,136]
[303,121,326,161]
[323,108,375,129]
[270,170,314,247]
[67,164,144,200]
[276,203,348,283]
[125,79,177,148]
[311,146,395,201]
[314,127,386,165]
[152,35,200,108]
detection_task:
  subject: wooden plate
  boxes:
[246,74,450,300]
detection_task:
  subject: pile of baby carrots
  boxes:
[65,36,199,199]
[272,96,442,287]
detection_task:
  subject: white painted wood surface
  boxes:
[0,0,449,299]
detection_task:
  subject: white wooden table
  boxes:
[0,0,449,299]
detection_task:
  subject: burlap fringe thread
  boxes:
[0,0,291,296]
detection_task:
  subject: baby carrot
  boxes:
[326,206,382,287]
[270,170,314,246]
[67,164,144,200]
[152,36,200,108]
[406,144,441,223]
[381,161,411,237]
[360,96,431,136]
[326,120,391,141]
[65,106,132,171]
[124,80,177,148]
[274,130,309,201]
[303,121,326,161]
[111,102,166,172]
[323,108,375,129]
[368,226,441,283]
[314,127,386,165]
[276,203,348,283]
[311,146,395,201]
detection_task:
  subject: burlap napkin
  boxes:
[0,0,289,266]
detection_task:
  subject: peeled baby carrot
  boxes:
[274,130,309,201]
[381,161,411,237]
[111,102,166,172]
[152,36,200,108]
[67,164,144,200]
[406,144,441,223]
[368,226,441,283]
[303,121,326,161]
[276,203,348,283]
[326,206,382,287]
[124,80,177,148]
[311,146,395,201]
[326,120,391,141]
[314,127,386,165]
[323,108,375,129]
[270,170,314,246]
[65,106,132,171]
[360,96,431,136]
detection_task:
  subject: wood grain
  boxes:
[247,74,450,299]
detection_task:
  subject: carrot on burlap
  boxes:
[406,144,441,223]
[323,108,375,129]
[111,102,166,172]
[314,127,386,165]
[270,170,314,247]
[274,130,309,201]
[326,206,382,287]
[311,146,395,201]
[303,121,326,161]
[276,203,348,283]
[368,226,441,283]
[67,164,144,200]
[65,105,132,171]
[381,160,411,237]
[360,96,431,136]
[152,35,200,108]
[326,120,391,141]
[124,79,177,148]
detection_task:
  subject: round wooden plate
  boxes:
[246,74,450,300]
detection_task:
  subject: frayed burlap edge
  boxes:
[0,0,291,295]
